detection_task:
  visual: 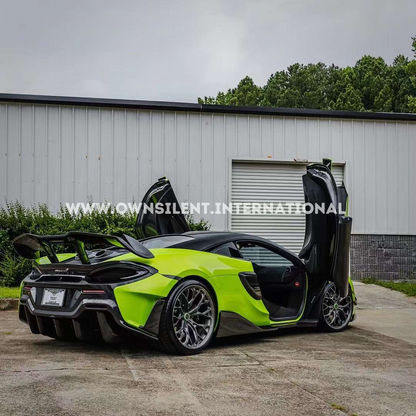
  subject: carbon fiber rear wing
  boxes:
[12,232,154,264]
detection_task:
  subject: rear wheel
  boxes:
[318,282,353,332]
[158,279,216,355]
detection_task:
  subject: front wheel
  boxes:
[318,282,353,332]
[158,279,217,355]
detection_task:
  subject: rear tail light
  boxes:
[22,286,36,300]
[22,286,32,295]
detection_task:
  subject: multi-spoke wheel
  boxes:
[158,280,216,355]
[318,282,353,332]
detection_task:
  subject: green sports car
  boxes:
[14,161,356,355]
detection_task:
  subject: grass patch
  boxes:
[0,286,20,299]
[362,278,416,297]
[330,403,347,412]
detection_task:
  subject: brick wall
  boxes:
[350,235,416,280]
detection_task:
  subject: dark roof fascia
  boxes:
[1,93,416,122]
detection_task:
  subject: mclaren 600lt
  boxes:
[14,161,355,354]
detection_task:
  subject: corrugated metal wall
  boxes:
[231,162,344,253]
[1,101,415,235]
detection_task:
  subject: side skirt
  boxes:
[216,311,318,338]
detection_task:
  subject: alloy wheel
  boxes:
[322,283,352,330]
[172,285,214,349]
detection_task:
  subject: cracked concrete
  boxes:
[1,283,416,416]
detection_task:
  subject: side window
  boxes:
[211,242,242,258]
[237,242,292,267]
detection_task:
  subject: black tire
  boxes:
[158,279,217,355]
[318,282,353,332]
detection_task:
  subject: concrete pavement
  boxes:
[352,281,416,345]
[1,283,416,416]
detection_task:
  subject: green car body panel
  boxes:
[110,248,271,330]
[114,249,356,331]
[92,246,358,331]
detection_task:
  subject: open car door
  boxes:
[135,177,191,239]
[299,163,352,297]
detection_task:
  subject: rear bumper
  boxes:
[19,291,159,343]
[18,270,177,343]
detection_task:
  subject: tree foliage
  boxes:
[198,76,262,106]
[199,37,416,113]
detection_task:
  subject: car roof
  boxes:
[174,231,269,251]
[140,231,301,263]
[186,231,302,264]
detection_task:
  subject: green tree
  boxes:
[413,36,416,58]
[328,67,364,111]
[406,38,416,113]
[199,36,416,114]
[409,96,416,112]
[407,58,416,112]
[353,56,391,110]
[198,76,263,106]
[373,84,393,112]
[261,63,339,110]
[330,84,364,112]
[389,55,413,112]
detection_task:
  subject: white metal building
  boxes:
[1,93,416,279]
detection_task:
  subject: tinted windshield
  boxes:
[140,235,194,249]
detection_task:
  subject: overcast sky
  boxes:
[0,0,415,103]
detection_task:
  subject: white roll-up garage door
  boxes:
[231,161,344,255]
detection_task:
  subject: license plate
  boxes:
[41,288,66,307]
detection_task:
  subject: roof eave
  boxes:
[1,93,415,122]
